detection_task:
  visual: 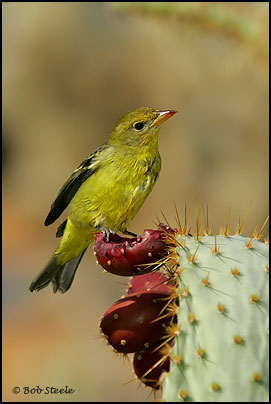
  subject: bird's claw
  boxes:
[98,227,116,242]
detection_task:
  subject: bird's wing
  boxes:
[44,144,110,226]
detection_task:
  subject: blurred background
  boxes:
[3,2,269,402]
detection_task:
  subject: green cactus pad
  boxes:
[162,234,269,402]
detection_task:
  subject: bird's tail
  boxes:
[29,217,94,293]
[29,249,87,293]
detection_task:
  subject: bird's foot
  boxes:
[97,226,116,242]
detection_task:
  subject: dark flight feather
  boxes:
[56,220,67,237]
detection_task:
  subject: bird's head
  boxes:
[108,107,177,148]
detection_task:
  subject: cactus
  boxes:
[133,337,173,390]
[100,290,175,354]
[94,225,171,276]
[111,2,269,61]
[96,210,269,401]
[99,270,177,389]
[127,271,175,295]
[161,215,269,402]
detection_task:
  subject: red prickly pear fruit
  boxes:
[94,224,174,276]
[100,292,173,353]
[127,272,175,296]
[157,222,176,235]
[133,339,172,390]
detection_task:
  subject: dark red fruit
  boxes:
[133,338,172,390]
[94,224,174,276]
[100,292,173,353]
[127,272,175,296]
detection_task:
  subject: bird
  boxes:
[29,107,177,293]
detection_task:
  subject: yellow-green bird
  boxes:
[29,107,177,293]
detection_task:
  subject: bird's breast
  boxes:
[69,151,161,232]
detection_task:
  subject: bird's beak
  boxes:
[150,110,178,128]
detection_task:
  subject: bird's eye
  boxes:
[134,122,145,131]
